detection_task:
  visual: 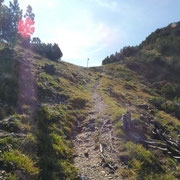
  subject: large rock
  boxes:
[122,112,132,131]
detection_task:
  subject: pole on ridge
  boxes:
[87,58,89,68]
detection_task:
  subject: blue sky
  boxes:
[4,0,180,67]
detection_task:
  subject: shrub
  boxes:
[35,105,78,179]
[161,100,180,119]
[102,46,138,65]
[5,173,18,180]
[58,160,78,180]
[124,142,164,178]
[149,97,166,109]
[161,83,180,99]
[50,132,73,159]
[0,137,19,151]
[31,42,63,61]
[120,46,139,58]
[150,96,180,119]
[70,96,88,109]
[2,150,39,175]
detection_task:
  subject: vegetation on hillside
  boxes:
[0,0,62,61]
[31,38,63,61]
[102,46,138,65]
[99,21,180,179]
[0,39,92,179]
[90,61,180,179]
[0,1,180,178]
[102,21,180,66]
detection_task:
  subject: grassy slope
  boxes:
[0,32,180,179]
[90,62,180,179]
[0,42,98,180]
[99,22,180,179]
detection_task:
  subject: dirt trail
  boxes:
[73,76,122,180]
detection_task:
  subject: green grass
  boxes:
[35,105,78,179]
[0,137,19,151]
[92,61,180,179]
[121,142,164,179]
[2,150,39,175]
[1,33,180,179]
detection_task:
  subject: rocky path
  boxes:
[72,77,122,180]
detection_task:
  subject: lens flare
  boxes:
[18,18,35,38]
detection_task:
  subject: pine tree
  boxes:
[20,5,35,47]
[24,5,35,21]
[0,0,4,6]
[8,0,22,44]
[0,2,11,42]
[32,37,41,44]
[51,43,63,61]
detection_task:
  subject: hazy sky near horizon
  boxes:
[4,0,180,66]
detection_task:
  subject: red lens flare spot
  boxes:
[18,18,35,38]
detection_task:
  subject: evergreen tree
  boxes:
[8,0,22,44]
[21,5,35,47]
[0,0,4,6]
[0,5,11,42]
[24,5,35,21]
[51,43,63,61]
[32,37,41,44]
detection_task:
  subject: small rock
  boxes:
[0,170,5,175]
[84,152,89,158]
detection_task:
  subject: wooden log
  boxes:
[166,140,179,149]
[173,156,180,159]
[143,140,167,147]
[99,143,103,153]
[148,145,168,151]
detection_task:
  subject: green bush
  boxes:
[120,46,139,58]
[150,96,180,119]
[50,132,73,159]
[124,142,164,178]
[161,100,180,119]
[70,96,88,109]
[149,97,166,109]
[161,83,180,99]
[35,105,78,179]
[2,150,39,175]
[5,173,18,180]
[0,137,19,151]
[102,46,138,65]
[31,41,63,61]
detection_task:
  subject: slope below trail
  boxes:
[72,76,122,180]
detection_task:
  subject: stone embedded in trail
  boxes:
[84,152,89,158]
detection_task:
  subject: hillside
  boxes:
[0,21,180,180]
[103,21,180,82]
